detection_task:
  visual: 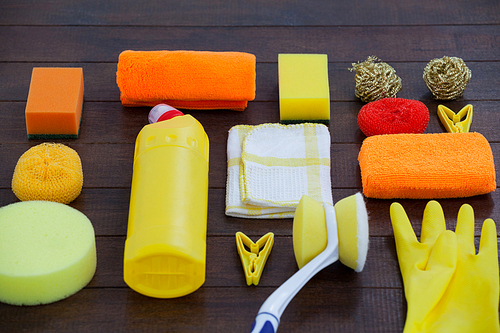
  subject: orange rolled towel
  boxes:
[116,50,256,111]
[358,132,496,199]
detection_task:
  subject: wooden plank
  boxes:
[0,287,407,332]
[5,205,496,289]
[0,143,134,188]
[3,62,500,103]
[86,235,405,289]
[1,186,498,240]
[0,0,498,26]
[1,141,499,189]
[0,60,500,103]
[1,26,499,62]
[3,99,500,146]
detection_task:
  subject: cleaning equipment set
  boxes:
[6,46,498,333]
[250,193,369,333]
[0,67,96,307]
[350,55,472,138]
[350,55,471,103]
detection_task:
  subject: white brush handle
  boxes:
[250,204,339,333]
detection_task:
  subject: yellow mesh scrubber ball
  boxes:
[12,143,83,204]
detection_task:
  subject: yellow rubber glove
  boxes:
[391,201,500,333]
[391,201,458,332]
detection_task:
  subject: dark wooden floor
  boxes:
[1,1,499,332]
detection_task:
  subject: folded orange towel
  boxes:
[358,133,496,199]
[116,50,256,111]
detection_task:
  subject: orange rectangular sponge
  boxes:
[25,68,84,139]
[358,132,496,199]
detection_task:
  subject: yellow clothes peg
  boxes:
[437,104,473,133]
[236,232,274,286]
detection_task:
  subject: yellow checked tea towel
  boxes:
[225,123,333,218]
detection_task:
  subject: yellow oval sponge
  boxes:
[293,194,327,269]
[335,193,369,272]
[0,201,96,306]
[12,143,83,204]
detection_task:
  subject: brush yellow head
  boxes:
[293,193,369,272]
[335,193,369,272]
[293,195,327,269]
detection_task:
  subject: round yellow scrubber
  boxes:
[12,142,83,204]
[0,201,96,306]
[335,193,369,272]
[293,194,327,269]
[293,193,369,272]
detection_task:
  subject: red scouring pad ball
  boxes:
[357,98,429,137]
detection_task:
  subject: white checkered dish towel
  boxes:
[225,123,333,218]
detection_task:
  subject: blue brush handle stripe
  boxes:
[250,312,279,333]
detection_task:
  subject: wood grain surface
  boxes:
[0,1,499,332]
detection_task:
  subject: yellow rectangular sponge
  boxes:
[278,54,330,124]
[25,67,84,139]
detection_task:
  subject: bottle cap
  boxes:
[148,104,184,123]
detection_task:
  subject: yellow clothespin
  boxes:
[437,104,473,133]
[236,231,274,286]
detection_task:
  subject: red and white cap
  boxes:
[148,104,184,123]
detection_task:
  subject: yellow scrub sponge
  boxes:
[293,193,369,272]
[278,54,330,124]
[12,143,83,204]
[335,193,369,272]
[0,201,96,306]
[293,194,327,269]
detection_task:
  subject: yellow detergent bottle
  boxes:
[124,105,209,298]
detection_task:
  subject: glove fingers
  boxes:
[478,218,498,261]
[403,231,457,332]
[421,201,446,246]
[455,204,476,255]
[427,230,457,271]
[390,202,418,246]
